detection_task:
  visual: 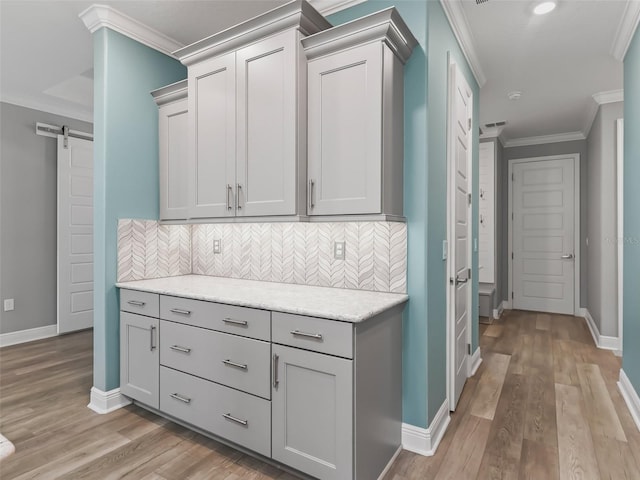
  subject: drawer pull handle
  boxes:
[170,308,191,316]
[222,317,248,327]
[127,300,145,307]
[272,354,279,388]
[170,345,191,354]
[222,413,248,426]
[170,393,191,404]
[223,359,248,370]
[290,330,323,340]
[150,325,156,351]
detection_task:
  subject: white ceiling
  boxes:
[0,0,634,142]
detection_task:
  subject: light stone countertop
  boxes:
[116,275,408,323]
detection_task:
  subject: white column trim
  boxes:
[78,4,184,57]
[618,370,640,432]
[0,325,57,348]
[88,387,132,414]
[611,0,640,61]
[401,400,450,456]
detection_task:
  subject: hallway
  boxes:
[387,310,638,479]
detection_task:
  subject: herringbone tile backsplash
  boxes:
[118,220,407,294]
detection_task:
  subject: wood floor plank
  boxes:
[508,334,533,375]
[469,352,511,420]
[591,435,640,480]
[484,325,503,338]
[518,439,559,480]
[552,340,580,386]
[536,313,551,331]
[555,383,600,480]
[523,367,558,447]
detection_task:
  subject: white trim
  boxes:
[618,370,640,432]
[581,308,621,353]
[617,118,624,356]
[78,4,184,57]
[584,90,624,137]
[492,301,505,320]
[0,325,57,348]
[376,445,402,480]
[508,154,581,316]
[310,0,366,16]
[0,96,93,124]
[504,131,585,148]
[469,347,482,376]
[439,0,486,87]
[401,400,450,456]
[87,387,132,414]
[611,0,640,61]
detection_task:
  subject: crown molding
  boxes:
[583,89,624,136]
[611,0,640,61]
[1,94,93,124]
[309,0,366,16]
[151,80,188,106]
[79,4,184,58]
[439,0,487,87]
[504,131,586,148]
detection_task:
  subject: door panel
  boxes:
[512,158,575,314]
[159,99,189,220]
[58,135,93,334]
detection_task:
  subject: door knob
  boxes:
[561,254,574,259]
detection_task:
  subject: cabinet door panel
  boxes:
[236,31,297,216]
[272,344,352,479]
[308,42,382,215]
[189,53,236,218]
[159,99,188,220]
[120,312,159,408]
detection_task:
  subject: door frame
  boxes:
[507,154,581,314]
[616,118,624,354]
[445,55,473,412]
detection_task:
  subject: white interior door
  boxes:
[512,157,576,315]
[58,134,93,334]
[447,58,473,411]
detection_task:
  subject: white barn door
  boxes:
[58,134,93,333]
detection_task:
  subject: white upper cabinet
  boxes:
[175,0,330,220]
[303,8,417,218]
[152,81,189,221]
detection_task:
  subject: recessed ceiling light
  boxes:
[533,1,557,15]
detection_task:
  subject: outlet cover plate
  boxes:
[4,299,14,311]
[334,241,345,260]
[213,239,221,254]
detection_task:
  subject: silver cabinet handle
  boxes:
[150,325,156,351]
[455,275,469,286]
[308,179,315,210]
[170,393,191,404]
[223,359,248,370]
[272,353,279,388]
[170,345,191,354]
[290,330,323,340]
[127,300,145,307]
[222,317,248,327]
[170,308,191,316]
[561,254,574,259]
[236,184,243,210]
[222,413,248,426]
[227,184,233,211]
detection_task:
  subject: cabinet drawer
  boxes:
[160,366,270,457]
[272,312,353,358]
[160,296,270,341]
[160,320,271,399]
[121,290,160,318]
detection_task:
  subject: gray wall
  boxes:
[503,140,588,308]
[586,101,623,336]
[0,102,93,334]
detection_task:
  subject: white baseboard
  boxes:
[377,445,402,480]
[492,301,505,319]
[618,370,640,433]
[581,308,621,353]
[0,325,57,347]
[469,346,482,376]
[88,387,131,414]
[401,399,450,456]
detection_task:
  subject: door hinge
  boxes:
[467,343,471,355]
[468,268,471,279]
[511,291,514,299]
[468,118,472,131]
[62,125,69,149]
[511,252,514,259]
[468,193,472,205]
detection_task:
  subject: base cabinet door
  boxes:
[271,344,352,480]
[120,312,159,408]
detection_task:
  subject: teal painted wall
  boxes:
[330,0,479,427]
[93,28,186,391]
[623,26,640,390]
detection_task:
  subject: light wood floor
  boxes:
[1,311,637,479]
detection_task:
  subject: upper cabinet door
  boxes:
[159,99,189,220]
[236,31,298,217]
[307,42,383,215]
[189,52,236,218]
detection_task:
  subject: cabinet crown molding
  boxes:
[174,0,332,66]
[302,7,418,64]
[151,80,188,106]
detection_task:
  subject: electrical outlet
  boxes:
[4,298,14,312]
[213,239,221,254]
[334,241,345,260]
